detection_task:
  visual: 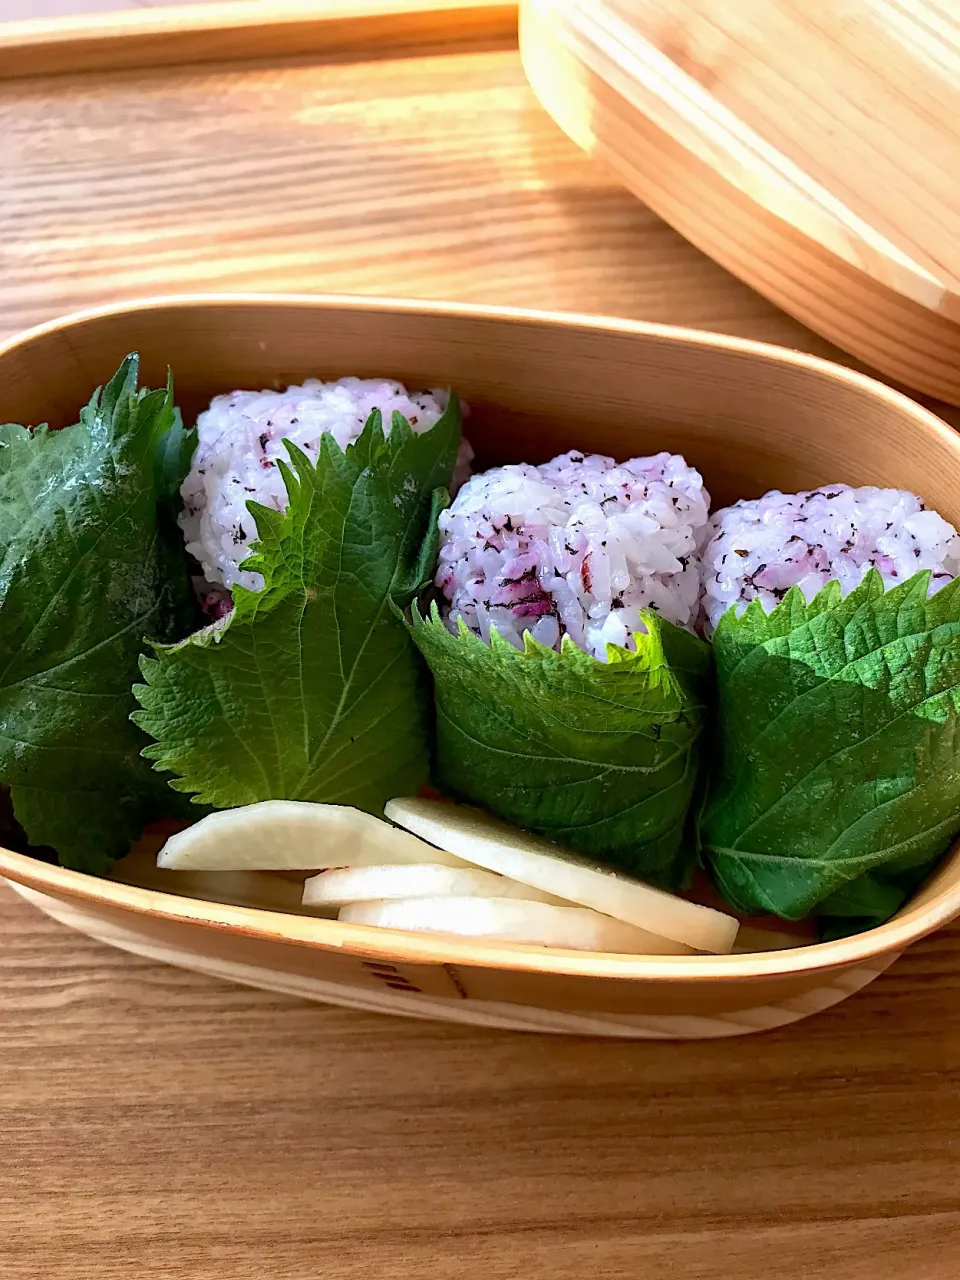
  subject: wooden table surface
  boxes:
[2,26,960,1280]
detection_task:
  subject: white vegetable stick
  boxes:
[302,864,566,907]
[384,798,739,954]
[157,800,464,871]
[338,896,696,954]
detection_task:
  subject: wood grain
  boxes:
[3,884,960,1279]
[520,0,960,404]
[0,41,857,354]
[0,0,518,79]
[2,30,960,1280]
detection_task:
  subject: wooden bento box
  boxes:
[2,294,960,1039]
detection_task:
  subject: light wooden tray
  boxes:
[520,0,960,406]
[2,17,959,1277]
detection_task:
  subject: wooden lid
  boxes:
[520,0,960,403]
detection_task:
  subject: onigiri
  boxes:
[435,450,710,661]
[701,483,960,633]
[180,377,473,596]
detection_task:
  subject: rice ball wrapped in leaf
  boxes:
[135,393,465,816]
[414,450,712,889]
[180,377,473,598]
[699,485,960,928]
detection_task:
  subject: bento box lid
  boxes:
[519,0,960,405]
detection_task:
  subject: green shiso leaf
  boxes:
[0,355,197,873]
[132,399,461,814]
[699,568,960,921]
[154,405,197,510]
[411,604,712,888]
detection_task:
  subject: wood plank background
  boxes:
[1,25,960,1280]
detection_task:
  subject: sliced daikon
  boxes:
[384,798,739,955]
[338,896,696,954]
[303,863,566,908]
[157,800,463,872]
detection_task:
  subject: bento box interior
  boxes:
[5,299,959,524]
[2,296,960,996]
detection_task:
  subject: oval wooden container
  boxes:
[2,294,960,1039]
[519,0,960,405]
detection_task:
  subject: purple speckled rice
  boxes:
[435,450,710,661]
[180,377,473,595]
[701,483,960,633]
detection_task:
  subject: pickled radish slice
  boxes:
[303,863,565,907]
[338,896,696,953]
[157,800,463,871]
[384,797,739,954]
